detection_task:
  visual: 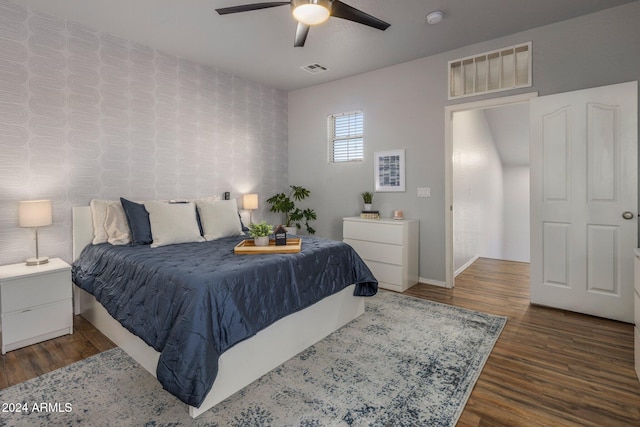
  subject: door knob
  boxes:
[622,211,634,220]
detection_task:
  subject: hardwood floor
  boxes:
[405,258,640,426]
[0,315,116,390]
[1,257,639,425]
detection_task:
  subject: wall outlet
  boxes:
[417,187,431,198]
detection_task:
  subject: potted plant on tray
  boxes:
[267,185,317,234]
[247,221,273,247]
[361,191,374,211]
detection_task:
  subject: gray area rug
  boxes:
[0,291,506,426]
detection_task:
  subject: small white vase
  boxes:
[254,236,269,246]
[364,203,372,211]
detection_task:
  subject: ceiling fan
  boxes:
[215,0,390,47]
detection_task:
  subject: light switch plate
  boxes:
[417,187,431,198]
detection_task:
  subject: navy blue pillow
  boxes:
[196,208,204,236]
[239,213,249,232]
[120,197,153,246]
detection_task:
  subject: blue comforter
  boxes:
[72,235,377,407]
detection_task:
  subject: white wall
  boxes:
[503,166,530,262]
[0,1,288,265]
[485,103,530,263]
[288,1,640,284]
[453,107,530,271]
[452,110,504,272]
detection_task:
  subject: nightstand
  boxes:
[0,258,73,354]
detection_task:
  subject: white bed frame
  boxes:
[72,206,365,418]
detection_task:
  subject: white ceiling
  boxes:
[10,0,637,91]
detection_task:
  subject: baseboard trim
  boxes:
[455,255,479,277]
[418,277,447,288]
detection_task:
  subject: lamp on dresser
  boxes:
[18,199,52,266]
[243,193,258,224]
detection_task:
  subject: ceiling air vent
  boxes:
[301,63,329,74]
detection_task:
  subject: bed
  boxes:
[71,204,377,418]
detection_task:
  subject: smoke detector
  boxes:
[426,10,444,25]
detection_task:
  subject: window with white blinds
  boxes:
[328,111,364,163]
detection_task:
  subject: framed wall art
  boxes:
[374,149,405,192]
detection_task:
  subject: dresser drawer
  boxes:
[2,299,72,344]
[635,326,640,381]
[366,260,404,286]
[636,253,640,295]
[635,289,640,327]
[345,239,403,265]
[1,270,71,313]
[343,221,404,245]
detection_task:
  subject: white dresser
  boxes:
[343,217,419,292]
[634,249,640,381]
[0,258,73,354]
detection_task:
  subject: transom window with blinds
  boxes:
[328,111,364,163]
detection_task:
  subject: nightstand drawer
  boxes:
[344,239,403,265]
[2,299,72,344]
[1,270,71,313]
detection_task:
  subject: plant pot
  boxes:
[254,236,269,247]
[364,204,372,211]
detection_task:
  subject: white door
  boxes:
[530,81,638,323]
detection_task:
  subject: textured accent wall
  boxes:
[0,0,288,265]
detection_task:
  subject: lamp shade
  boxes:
[243,194,258,210]
[19,200,52,228]
[292,0,331,25]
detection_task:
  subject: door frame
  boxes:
[444,92,538,288]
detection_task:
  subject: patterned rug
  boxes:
[0,291,506,426]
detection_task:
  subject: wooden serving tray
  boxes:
[234,238,301,254]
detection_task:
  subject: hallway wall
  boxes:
[452,109,504,272]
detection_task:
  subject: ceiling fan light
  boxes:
[292,0,331,25]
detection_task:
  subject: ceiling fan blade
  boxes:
[215,2,290,15]
[330,0,390,31]
[294,22,310,47]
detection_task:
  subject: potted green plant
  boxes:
[361,191,374,211]
[247,221,273,246]
[266,185,317,234]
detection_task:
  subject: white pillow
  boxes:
[144,201,205,248]
[90,199,113,244]
[104,202,131,245]
[196,199,244,240]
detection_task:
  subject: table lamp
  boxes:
[19,200,52,266]
[243,194,258,224]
